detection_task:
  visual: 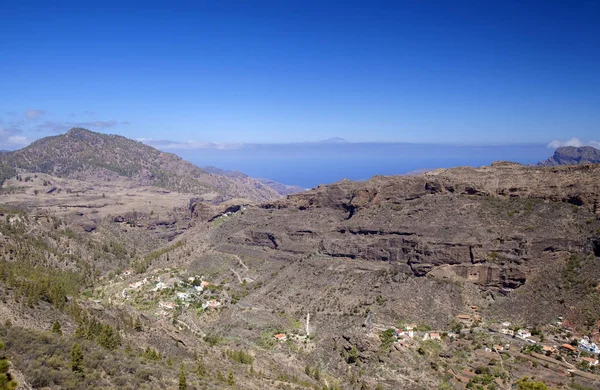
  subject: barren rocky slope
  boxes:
[2,160,600,389]
[204,162,600,329]
[0,128,280,202]
[202,166,305,196]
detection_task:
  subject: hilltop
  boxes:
[0,128,280,202]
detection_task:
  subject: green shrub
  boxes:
[516,377,549,390]
[379,328,395,350]
[226,349,254,365]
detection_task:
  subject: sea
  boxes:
[180,143,552,189]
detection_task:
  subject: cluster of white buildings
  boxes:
[393,325,443,341]
[394,324,415,339]
[122,271,222,314]
[498,322,536,344]
[579,337,600,354]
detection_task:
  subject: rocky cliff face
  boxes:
[539,146,600,166]
[201,163,600,326]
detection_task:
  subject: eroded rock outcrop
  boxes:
[209,163,600,294]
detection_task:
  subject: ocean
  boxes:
[181,143,552,189]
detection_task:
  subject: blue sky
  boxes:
[0,0,599,150]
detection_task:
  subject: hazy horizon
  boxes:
[0,127,589,188]
[177,141,553,188]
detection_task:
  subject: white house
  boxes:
[583,357,599,366]
[159,301,176,310]
[517,329,532,339]
[202,299,221,309]
[129,281,144,289]
[152,281,167,291]
[176,292,191,300]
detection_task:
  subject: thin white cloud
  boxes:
[547,138,600,149]
[24,109,45,120]
[80,120,117,128]
[7,135,29,145]
[137,138,242,150]
[0,127,32,149]
[34,119,123,133]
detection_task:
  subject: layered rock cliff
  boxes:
[196,163,600,326]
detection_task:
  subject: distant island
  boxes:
[538,145,600,166]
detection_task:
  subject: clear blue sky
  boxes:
[1,0,599,149]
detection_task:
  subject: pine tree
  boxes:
[227,372,235,385]
[51,320,62,335]
[71,343,84,376]
[178,365,187,390]
[0,339,18,390]
[97,324,122,350]
[196,358,207,378]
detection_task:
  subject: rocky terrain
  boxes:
[201,166,305,196]
[539,146,600,166]
[0,128,281,203]
[206,162,600,324]
[1,142,600,389]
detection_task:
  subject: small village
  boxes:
[112,266,322,352]
[118,269,224,319]
[116,268,600,369]
[107,268,600,388]
[363,305,600,387]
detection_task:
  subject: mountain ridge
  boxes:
[201,166,305,196]
[0,128,281,202]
